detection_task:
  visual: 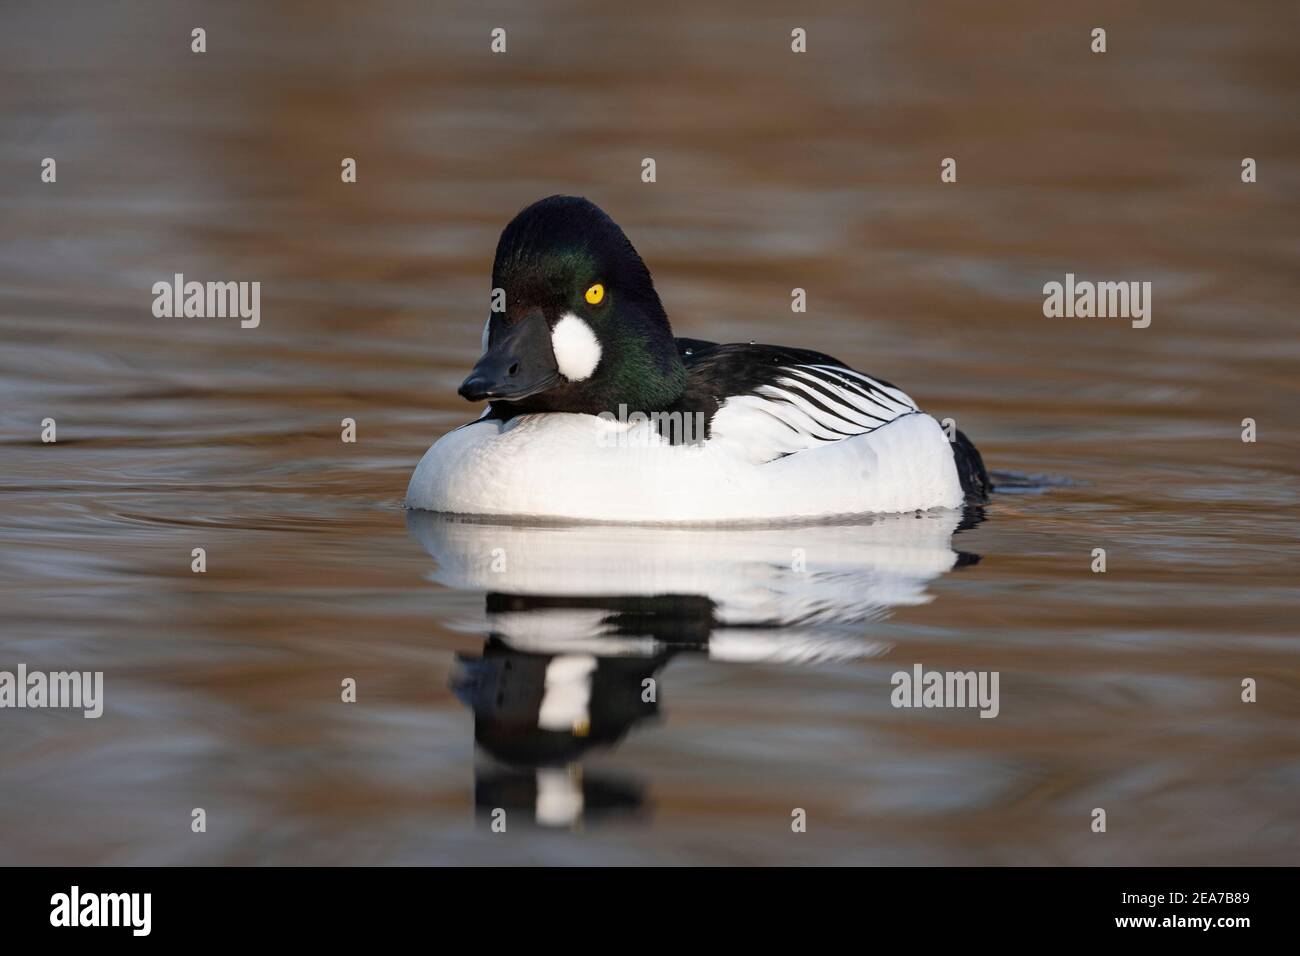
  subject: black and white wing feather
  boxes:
[673,340,920,464]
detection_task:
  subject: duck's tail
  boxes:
[951,429,992,502]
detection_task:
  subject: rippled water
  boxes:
[1,1,1297,864]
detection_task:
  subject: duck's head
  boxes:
[459,195,686,416]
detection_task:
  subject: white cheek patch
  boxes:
[551,312,602,381]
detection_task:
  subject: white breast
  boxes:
[405,408,965,522]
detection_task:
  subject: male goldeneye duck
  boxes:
[407,195,990,522]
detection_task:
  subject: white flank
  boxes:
[406,409,964,521]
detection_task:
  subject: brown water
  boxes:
[1,0,1297,864]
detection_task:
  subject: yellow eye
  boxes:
[584,283,605,305]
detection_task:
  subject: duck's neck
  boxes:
[595,320,687,414]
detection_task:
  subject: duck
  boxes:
[406,195,990,522]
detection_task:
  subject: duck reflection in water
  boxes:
[407,508,984,830]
